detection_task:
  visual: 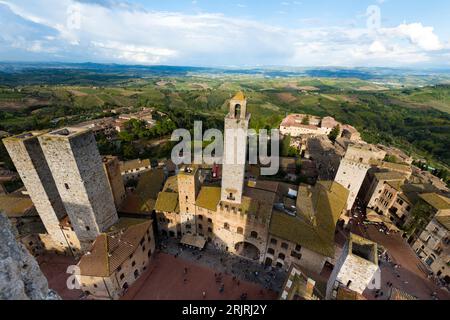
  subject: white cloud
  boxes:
[369,40,387,54]
[389,23,443,51]
[0,0,448,67]
[91,41,177,64]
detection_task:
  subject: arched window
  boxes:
[234,104,241,118]
[250,231,258,239]
[224,223,230,230]
[267,248,275,255]
[278,253,285,260]
[237,227,243,234]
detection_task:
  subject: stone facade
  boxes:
[3,132,69,248]
[264,235,326,272]
[0,213,60,300]
[76,220,155,300]
[335,144,386,212]
[209,201,269,262]
[119,158,152,183]
[388,194,413,225]
[38,128,118,247]
[412,217,449,283]
[326,234,379,300]
[102,156,126,209]
[221,92,249,205]
[177,167,200,235]
[362,171,408,221]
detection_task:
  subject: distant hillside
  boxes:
[1,62,450,87]
[0,67,449,168]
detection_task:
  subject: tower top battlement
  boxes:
[42,127,91,140]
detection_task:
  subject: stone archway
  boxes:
[234,241,260,261]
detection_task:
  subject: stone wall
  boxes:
[211,204,268,263]
[335,159,371,211]
[39,129,118,244]
[3,134,68,246]
[178,168,200,235]
[103,156,126,209]
[77,224,155,300]
[412,219,449,280]
[221,117,249,204]
[264,235,326,273]
[0,213,60,300]
[326,236,379,299]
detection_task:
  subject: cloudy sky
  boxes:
[0,0,449,67]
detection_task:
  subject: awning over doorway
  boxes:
[180,234,207,250]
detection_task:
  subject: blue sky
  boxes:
[0,0,449,67]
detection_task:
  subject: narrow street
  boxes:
[342,197,450,300]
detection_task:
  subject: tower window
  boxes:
[86,226,90,231]
[234,104,241,118]
[64,183,70,190]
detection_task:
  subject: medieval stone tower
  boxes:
[334,144,386,212]
[102,156,126,209]
[177,166,200,235]
[221,92,250,205]
[3,132,69,247]
[326,233,380,300]
[38,128,118,246]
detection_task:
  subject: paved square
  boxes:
[121,253,278,300]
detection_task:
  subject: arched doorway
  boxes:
[234,242,260,261]
[264,257,273,266]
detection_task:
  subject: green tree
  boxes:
[328,124,340,142]
[384,155,399,164]
[301,115,310,125]
[122,143,138,159]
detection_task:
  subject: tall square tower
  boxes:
[326,233,379,300]
[38,128,118,244]
[334,144,386,212]
[102,156,126,209]
[221,92,250,204]
[177,166,200,235]
[3,132,68,246]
